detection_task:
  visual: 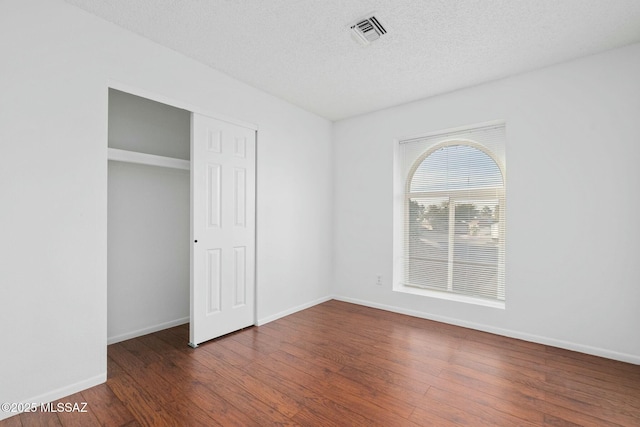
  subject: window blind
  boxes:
[401,123,506,302]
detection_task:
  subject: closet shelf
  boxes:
[108,148,190,171]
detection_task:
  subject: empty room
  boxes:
[1,0,639,425]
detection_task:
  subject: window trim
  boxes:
[393,124,506,308]
[396,283,506,309]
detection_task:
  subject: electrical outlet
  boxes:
[376,275,383,286]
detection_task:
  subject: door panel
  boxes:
[190,114,256,347]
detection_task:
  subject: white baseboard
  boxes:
[256,295,333,326]
[333,295,640,365]
[0,373,106,421]
[107,316,190,345]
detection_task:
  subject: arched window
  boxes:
[403,138,505,303]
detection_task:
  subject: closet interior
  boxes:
[107,89,190,344]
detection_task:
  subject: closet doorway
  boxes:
[107,88,256,348]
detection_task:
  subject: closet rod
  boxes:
[108,148,190,171]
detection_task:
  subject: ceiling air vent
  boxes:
[350,14,387,45]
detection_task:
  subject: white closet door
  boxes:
[189,113,256,347]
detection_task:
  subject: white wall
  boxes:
[108,89,191,160]
[0,0,333,417]
[333,42,640,363]
[108,162,190,342]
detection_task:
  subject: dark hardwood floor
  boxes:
[4,300,640,426]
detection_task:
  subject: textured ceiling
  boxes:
[65,0,640,121]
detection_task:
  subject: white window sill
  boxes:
[393,283,506,309]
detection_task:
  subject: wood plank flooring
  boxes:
[4,300,640,426]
